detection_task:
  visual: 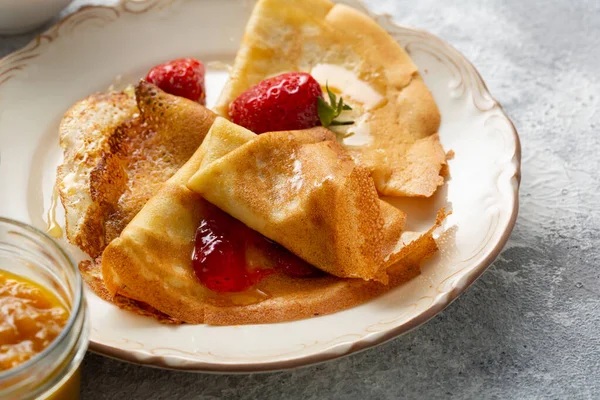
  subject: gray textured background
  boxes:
[2,0,599,399]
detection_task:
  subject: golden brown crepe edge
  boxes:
[79,259,182,324]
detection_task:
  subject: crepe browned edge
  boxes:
[57,91,137,260]
[56,81,215,322]
[214,0,447,197]
[58,81,216,261]
[101,124,444,325]
[80,259,182,324]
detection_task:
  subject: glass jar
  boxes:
[0,218,89,400]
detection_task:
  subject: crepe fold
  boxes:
[186,117,406,283]
[101,117,441,325]
[66,81,216,322]
[215,0,447,197]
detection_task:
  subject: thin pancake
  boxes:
[205,213,442,326]
[57,81,216,321]
[215,0,446,197]
[102,124,442,325]
[92,81,216,251]
[57,90,137,259]
[57,81,216,259]
[187,118,406,282]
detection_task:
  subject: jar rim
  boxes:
[0,217,84,381]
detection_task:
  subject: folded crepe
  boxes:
[187,118,406,282]
[58,81,216,259]
[57,80,216,322]
[102,118,441,325]
[215,0,446,197]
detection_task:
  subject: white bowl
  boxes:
[0,0,73,35]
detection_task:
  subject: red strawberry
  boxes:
[145,58,206,104]
[229,72,354,134]
[228,72,323,134]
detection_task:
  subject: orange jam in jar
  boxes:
[0,271,69,371]
[0,218,89,400]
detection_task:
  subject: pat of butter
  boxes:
[310,64,383,110]
[342,114,373,147]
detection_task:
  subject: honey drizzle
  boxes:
[46,185,63,239]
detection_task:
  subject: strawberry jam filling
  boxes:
[192,206,322,293]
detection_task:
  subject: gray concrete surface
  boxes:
[2,0,599,398]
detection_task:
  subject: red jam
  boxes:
[192,206,322,292]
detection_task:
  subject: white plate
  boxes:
[0,0,520,372]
